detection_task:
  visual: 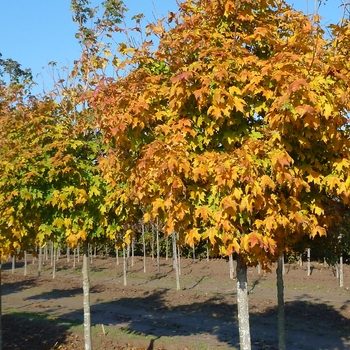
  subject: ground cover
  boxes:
[2,255,350,349]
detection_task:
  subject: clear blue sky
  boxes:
[0,0,344,94]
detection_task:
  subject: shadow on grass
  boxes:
[61,290,350,350]
[2,311,81,350]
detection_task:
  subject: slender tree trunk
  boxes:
[43,245,47,265]
[307,248,311,276]
[165,235,169,261]
[78,243,80,263]
[126,244,130,271]
[206,241,210,262]
[192,245,195,261]
[236,254,251,350]
[340,255,343,287]
[172,232,180,291]
[299,254,302,266]
[277,254,286,350]
[323,257,327,268]
[38,246,43,277]
[229,254,234,279]
[131,238,135,267]
[142,221,146,273]
[73,249,76,268]
[257,262,261,275]
[151,227,154,260]
[50,241,53,266]
[282,254,285,275]
[156,220,160,273]
[53,247,56,279]
[123,247,127,286]
[24,251,27,276]
[12,256,15,274]
[82,241,92,350]
[94,246,97,258]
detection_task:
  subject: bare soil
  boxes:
[2,254,350,349]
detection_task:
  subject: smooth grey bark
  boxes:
[282,253,285,275]
[156,220,160,273]
[307,248,311,276]
[177,232,181,276]
[73,249,76,268]
[257,262,261,275]
[82,241,92,350]
[67,246,70,262]
[277,254,286,350]
[192,245,196,261]
[38,246,43,276]
[24,251,27,276]
[236,254,251,350]
[53,247,56,279]
[172,232,180,291]
[11,256,15,275]
[50,241,53,266]
[116,245,119,265]
[165,235,169,261]
[78,243,80,263]
[123,247,127,286]
[206,241,210,262]
[142,221,146,273]
[151,227,155,260]
[340,255,344,287]
[229,254,234,279]
[131,238,135,267]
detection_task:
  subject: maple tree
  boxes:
[92,0,350,348]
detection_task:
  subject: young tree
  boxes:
[92,0,350,348]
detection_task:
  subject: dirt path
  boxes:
[2,255,350,349]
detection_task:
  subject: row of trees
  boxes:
[1,0,350,349]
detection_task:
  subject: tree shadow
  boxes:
[2,311,79,350]
[59,289,350,350]
[1,277,37,295]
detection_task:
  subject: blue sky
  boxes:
[0,0,344,94]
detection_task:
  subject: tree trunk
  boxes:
[78,243,80,263]
[229,254,234,279]
[142,221,146,273]
[12,256,15,275]
[172,232,180,291]
[131,238,135,267]
[277,254,286,350]
[192,245,195,261]
[257,262,261,275]
[67,246,70,262]
[165,235,169,261]
[340,255,343,287]
[236,254,251,350]
[206,241,210,262]
[116,245,119,265]
[307,248,311,276]
[82,241,92,350]
[123,247,127,286]
[53,247,56,279]
[151,227,154,260]
[50,241,53,266]
[73,249,76,268]
[24,251,27,276]
[38,246,43,276]
[156,220,160,273]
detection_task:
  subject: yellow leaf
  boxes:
[311,225,326,238]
